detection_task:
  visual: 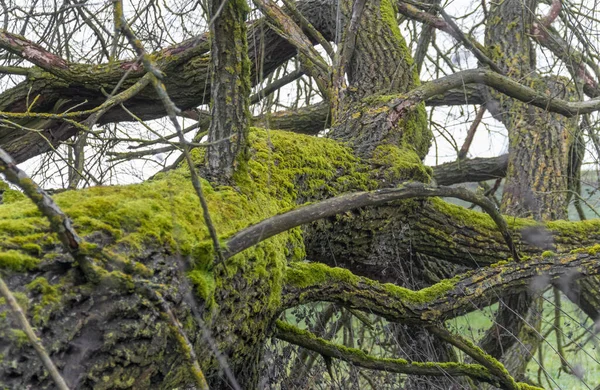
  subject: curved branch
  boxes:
[224,182,519,260]
[398,68,600,117]
[428,326,529,390]
[282,250,600,323]
[273,320,502,386]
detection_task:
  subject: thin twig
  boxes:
[0,275,70,390]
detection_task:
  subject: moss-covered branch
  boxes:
[282,249,600,323]
[428,326,542,390]
[273,320,501,385]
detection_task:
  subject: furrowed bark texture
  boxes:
[2,0,600,389]
[207,0,251,179]
[480,0,581,380]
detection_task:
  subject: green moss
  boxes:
[431,198,540,231]
[379,0,420,86]
[541,250,556,258]
[2,189,25,204]
[26,277,61,326]
[0,127,450,383]
[550,219,600,238]
[517,383,544,390]
[286,262,458,305]
[20,243,42,256]
[9,329,29,347]
[188,269,215,306]
[571,243,600,255]
[383,276,459,304]
[285,262,359,289]
[0,250,39,271]
[371,143,432,184]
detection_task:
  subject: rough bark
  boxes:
[2,0,600,389]
[206,0,251,179]
[479,0,580,380]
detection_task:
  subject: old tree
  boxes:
[2,0,600,388]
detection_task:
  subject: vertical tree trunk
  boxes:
[207,0,252,180]
[481,0,580,380]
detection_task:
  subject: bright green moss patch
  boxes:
[0,250,39,271]
[371,144,432,184]
[541,250,556,258]
[286,262,458,305]
[547,219,600,237]
[285,262,360,289]
[2,189,25,204]
[9,329,28,347]
[383,277,459,305]
[188,269,215,305]
[490,260,510,268]
[20,243,41,256]
[430,198,541,232]
[0,218,44,236]
[570,243,600,255]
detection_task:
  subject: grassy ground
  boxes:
[447,294,600,389]
[445,173,600,389]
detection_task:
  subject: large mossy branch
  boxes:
[273,320,501,385]
[1,129,599,272]
[281,251,600,323]
[410,200,600,267]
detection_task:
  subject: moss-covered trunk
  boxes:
[4,0,600,389]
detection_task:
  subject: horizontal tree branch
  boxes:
[273,320,501,386]
[224,182,519,260]
[282,250,600,323]
[432,154,508,186]
[397,68,600,117]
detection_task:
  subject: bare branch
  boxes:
[225,182,519,261]
[432,154,508,186]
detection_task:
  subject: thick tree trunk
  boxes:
[481,0,582,381]
[3,1,600,389]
